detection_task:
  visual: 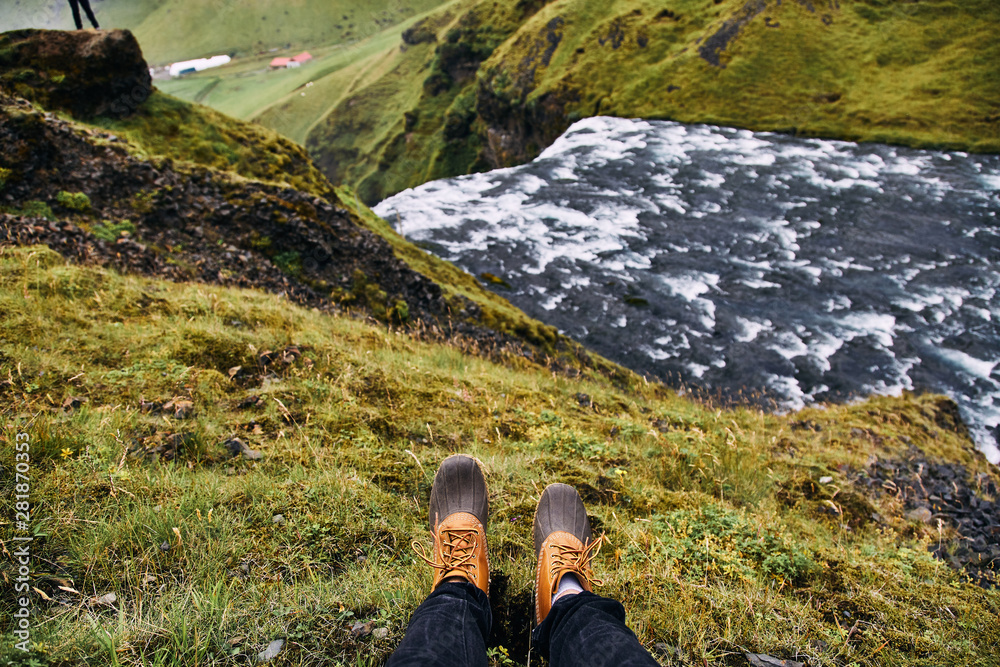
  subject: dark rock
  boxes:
[224,437,262,460]
[61,395,87,410]
[350,620,375,638]
[745,654,805,667]
[699,0,767,68]
[130,431,193,461]
[257,638,284,663]
[865,446,1000,588]
[0,29,151,119]
[402,20,437,45]
[238,395,265,409]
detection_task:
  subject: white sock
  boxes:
[553,573,584,603]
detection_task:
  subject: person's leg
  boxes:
[67,0,83,30]
[387,455,492,667]
[531,483,659,667]
[387,582,491,667]
[78,0,99,28]
[532,591,658,667]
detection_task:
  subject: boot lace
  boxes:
[412,527,481,580]
[548,534,606,588]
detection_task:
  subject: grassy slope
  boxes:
[252,24,428,146]
[157,0,467,137]
[16,84,578,358]
[483,0,1000,155]
[1,245,998,666]
[304,0,528,203]
[0,0,449,64]
[84,90,334,198]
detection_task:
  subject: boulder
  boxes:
[0,28,151,119]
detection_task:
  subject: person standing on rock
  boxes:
[68,0,99,30]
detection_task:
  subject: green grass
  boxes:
[84,91,333,198]
[1,245,998,666]
[158,2,463,143]
[304,0,529,203]
[0,0,451,65]
[298,0,1000,201]
[157,37,393,128]
[479,0,1000,159]
[251,25,424,145]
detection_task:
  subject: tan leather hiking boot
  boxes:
[533,483,604,624]
[412,454,490,595]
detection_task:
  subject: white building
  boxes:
[168,55,232,78]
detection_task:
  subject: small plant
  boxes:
[487,646,518,667]
[650,505,815,584]
[273,249,303,276]
[0,166,12,189]
[130,189,157,214]
[393,299,410,323]
[349,269,390,319]
[479,272,511,288]
[10,200,55,221]
[0,645,52,667]
[55,190,91,212]
[249,232,272,250]
[91,219,136,242]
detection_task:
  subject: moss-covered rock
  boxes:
[0,28,151,119]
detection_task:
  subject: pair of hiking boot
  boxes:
[412,454,603,625]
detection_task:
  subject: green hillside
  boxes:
[156,3,453,132]
[2,25,999,667]
[10,2,994,203]
[3,245,999,666]
[165,0,1000,204]
[302,0,1000,203]
[0,0,449,64]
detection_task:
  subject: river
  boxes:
[374,117,1000,464]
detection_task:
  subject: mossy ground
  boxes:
[1,245,997,667]
[335,184,569,356]
[486,0,1000,154]
[84,91,333,198]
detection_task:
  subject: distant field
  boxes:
[0,0,449,64]
[156,8,437,143]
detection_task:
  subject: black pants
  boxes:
[387,582,659,667]
[69,0,99,29]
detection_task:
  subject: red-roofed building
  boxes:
[291,52,313,64]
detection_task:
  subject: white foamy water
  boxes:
[376,117,1000,464]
